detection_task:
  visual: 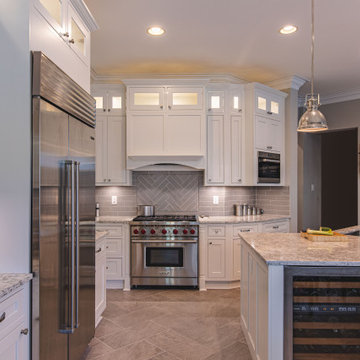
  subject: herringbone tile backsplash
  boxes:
[95,171,289,216]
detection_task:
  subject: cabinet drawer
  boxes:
[105,238,123,256]
[234,224,259,236]
[207,226,226,237]
[262,221,289,233]
[106,227,123,237]
[106,258,123,279]
[0,288,25,337]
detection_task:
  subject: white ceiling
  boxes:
[85,0,360,97]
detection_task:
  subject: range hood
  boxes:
[127,155,205,171]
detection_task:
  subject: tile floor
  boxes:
[85,288,251,360]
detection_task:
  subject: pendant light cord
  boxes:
[311,0,315,96]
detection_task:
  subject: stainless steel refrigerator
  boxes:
[31,52,96,360]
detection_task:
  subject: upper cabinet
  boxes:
[255,89,282,121]
[30,0,98,92]
[125,82,206,170]
[93,87,125,116]
[206,84,244,186]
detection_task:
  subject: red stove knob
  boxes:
[141,229,146,235]
[190,229,196,234]
[133,229,139,234]
[173,229,178,234]
[183,229,188,234]
[150,229,156,234]
[162,229,167,234]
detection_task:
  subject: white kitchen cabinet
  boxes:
[93,87,125,116]
[96,224,130,290]
[261,220,290,233]
[0,286,30,360]
[207,115,225,184]
[95,115,131,186]
[233,238,241,279]
[125,82,206,169]
[207,239,226,279]
[30,0,97,92]
[95,237,106,327]
[244,83,287,185]
[205,84,245,186]
[255,116,282,152]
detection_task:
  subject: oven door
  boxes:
[131,240,198,278]
[258,157,281,183]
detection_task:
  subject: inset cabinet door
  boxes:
[207,115,225,184]
[167,88,203,110]
[255,89,281,120]
[34,0,65,37]
[207,239,226,279]
[95,247,106,325]
[229,88,244,114]
[95,116,106,183]
[233,239,241,280]
[107,90,124,115]
[207,91,224,113]
[230,114,243,185]
[255,115,281,152]
[67,4,90,65]
[0,322,27,360]
[128,87,164,111]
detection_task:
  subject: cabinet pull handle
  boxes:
[267,146,273,150]
[96,248,102,253]
[160,105,163,109]
[103,179,106,182]
[273,226,279,229]
[208,108,212,111]
[21,329,29,335]
[209,242,213,245]
[267,111,273,115]
[208,179,212,182]
[0,312,5,323]
[238,109,242,112]
[69,39,75,44]
[103,109,106,112]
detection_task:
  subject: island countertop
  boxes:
[0,273,33,301]
[240,232,360,266]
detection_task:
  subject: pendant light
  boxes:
[297,0,328,132]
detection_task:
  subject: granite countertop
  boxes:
[0,273,33,301]
[336,224,360,234]
[96,216,134,223]
[240,232,360,266]
[198,214,290,224]
[96,230,108,241]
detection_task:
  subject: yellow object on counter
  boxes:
[306,227,334,236]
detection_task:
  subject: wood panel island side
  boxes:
[240,231,360,360]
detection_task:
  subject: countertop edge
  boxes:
[0,273,33,301]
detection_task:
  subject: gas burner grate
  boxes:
[132,215,197,222]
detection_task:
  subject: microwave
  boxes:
[257,151,280,184]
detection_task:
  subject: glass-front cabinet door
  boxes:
[67,4,90,65]
[93,90,107,115]
[35,0,65,35]
[229,87,244,114]
[128,87,164,111]
[107,90,124,115]
[167,88,203,110]
[207,91,224,113]
[255,90,281,120]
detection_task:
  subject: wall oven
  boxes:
[130,215,199,288]
[257,151,281,184]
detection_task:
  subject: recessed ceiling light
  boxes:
[279,25,298,35]
[147,26,165,36]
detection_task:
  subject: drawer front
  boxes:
[208,225,226,238]
[105,238,123,256]
[234,224,259,236]
[106,258,123,279]
[106,226,123,237]
[0,288,25,337]
[262,221,289,233]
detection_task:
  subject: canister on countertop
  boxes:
[256,208,264,215]
[247,206,252,216]
[234,204,243,216]
[242,204,248,216]
[251,206,257,215]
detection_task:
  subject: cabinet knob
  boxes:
[108,109,111,112]
[208,179,211,182]
[103,179,106,182]
[238,109,242,112]
[208,108,212,112]
[238,179,241,182]
[103,109,106,112]
[168,105,172,110]
[21,328,29,335]
[267,111,273,115]
[106,267,109,270]
[209,242,213,245]
[266,146,273,150]
[62,32,69,38]
[0,312,5,323]
[106,246,109,249]
[69,39,75,44]
[160,105,163,109]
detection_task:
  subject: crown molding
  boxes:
[69,0,99,31]
[266,76,308,91]
[91,71,245,85]
[320,88,360,105]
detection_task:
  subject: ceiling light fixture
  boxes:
[297,0,328,132]
[147,26,165,36]
[279,24,298,35]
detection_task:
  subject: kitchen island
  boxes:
[240,231,360,360]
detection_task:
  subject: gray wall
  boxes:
[0,0,31,272]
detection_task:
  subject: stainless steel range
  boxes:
[130,215,199,288]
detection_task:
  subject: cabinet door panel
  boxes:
[95,251,106,323]
[240,244,249,328]
[107,116,127,183]
[207,91,224,113]
[128,87,164,111]
[34,0,64,35]
[230,115,243,184]
[207,115,224,184]
[128,114,164,155]
[255,116,267,150]
[0,322,27,360]
[233,239,241,280]
[106,258,123,279]
[268,119,281,152]
[107,90,124,115]
[248,253,257,351]
[207,239,225,279]
[167,88,203,110]
[95,116,106,184]
[165,115,202,155]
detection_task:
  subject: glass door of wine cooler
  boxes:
[284,266,360,360]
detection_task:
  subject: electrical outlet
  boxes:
[112,195,117,205]
[213,195,219,205]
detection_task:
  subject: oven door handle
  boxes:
[131,240,197,244]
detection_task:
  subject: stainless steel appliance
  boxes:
[31,52,96,360]
[137,205,156,217]
[257,151,281,184]
[130,215,199,287]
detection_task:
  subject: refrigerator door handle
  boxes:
[74,161,80,328]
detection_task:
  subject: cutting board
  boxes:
[300,231,348,242]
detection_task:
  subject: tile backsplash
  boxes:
[95,171,289,217]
